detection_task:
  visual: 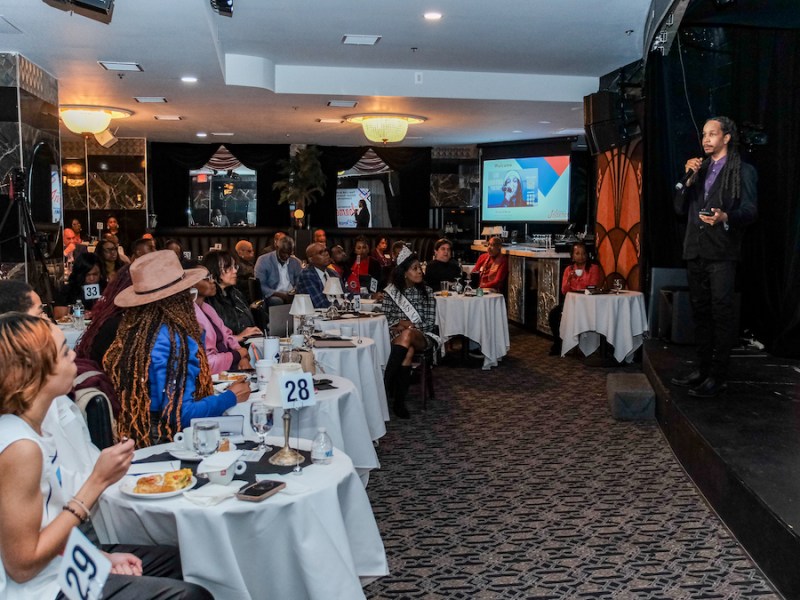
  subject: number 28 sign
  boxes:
[278,372,317,409]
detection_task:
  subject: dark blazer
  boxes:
[296,266,341,308]
[674,159,757,261]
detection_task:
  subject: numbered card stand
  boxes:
[57,528,111,600]
[268,371,317,467]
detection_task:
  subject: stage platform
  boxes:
[644,339,800,599]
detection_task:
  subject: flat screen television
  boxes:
[481,154,571,223]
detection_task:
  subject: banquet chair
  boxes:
[411,326,438,410]
[81,394,116,449]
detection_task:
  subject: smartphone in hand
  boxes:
[699,209,715,217]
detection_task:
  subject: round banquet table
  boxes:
[434,292,510,369]
[94,437,388,600]
[60,324,84,348]
[559,290,649,363]
[227,375,379,473]
[314,312,391,369]
[312,336,389,440]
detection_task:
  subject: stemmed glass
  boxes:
[250,402,274,451]
[613,278,623,294]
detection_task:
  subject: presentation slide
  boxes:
[481,155,570,222]
[336,188,371,228]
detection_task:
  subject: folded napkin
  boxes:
[256,474,311,495]
[197,450,243,475]
[127,461,180,476]
[183,481,245,506]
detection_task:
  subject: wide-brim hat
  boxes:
[115,249,206,308]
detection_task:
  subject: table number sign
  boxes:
[278,371,317,409]
[57,528,111,600]
[82,283,102,300]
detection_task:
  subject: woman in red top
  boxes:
[549,242,604,355]
[346,236,382,295]
[472,237,509,291]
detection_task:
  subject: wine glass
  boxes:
[193,421,220,458]
[250,402,274,451]
[613,278,623,294]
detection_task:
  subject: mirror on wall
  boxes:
[188,146,257,227]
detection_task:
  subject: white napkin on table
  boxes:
[183,481,245,506]
[196,450,243,475]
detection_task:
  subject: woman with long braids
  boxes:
[381,247,441,418]
[104,250,250,446]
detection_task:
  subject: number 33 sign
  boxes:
[278,372,317,409]
[57,528,110,600]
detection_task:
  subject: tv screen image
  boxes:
[481,155,570,223]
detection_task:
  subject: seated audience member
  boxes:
[99,238,127,282]
[54,252,106,320]
[203,251,261,339]
[390,240,408,264]
[0,281,100,496]
[548,241,604,355]
[260,231,286,256]
[296,243,341,308]
[473,236,508,291]
[63,227,85,266]
[381,247,440,419]
[70,218,85,243]
[194,265,252,375]
[329,244,348,276]
[372,236,393,286]
[211,208,230,227]
[105,250,250,446]
[254,235,302,305]
[234,239,256,299]
[75,264,132,368]
[105,214,126,250]
[103,232,130,263]
[130,237,156,262]
[0,312,212,600]
[425,238,462,290]
[346,235,382,295]
[313,228,327,247]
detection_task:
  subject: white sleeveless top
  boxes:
[0,414,65,600]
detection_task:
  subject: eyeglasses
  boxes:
[223,264,239,273]
[202,274,215,282]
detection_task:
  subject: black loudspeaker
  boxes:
[584,91,621,126]
[587,120,637,154]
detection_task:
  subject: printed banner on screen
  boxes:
[336,189,371,228]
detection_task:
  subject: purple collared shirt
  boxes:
[704,154,728,199]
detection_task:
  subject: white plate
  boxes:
[119,476,197,499]
[168,449,203,462]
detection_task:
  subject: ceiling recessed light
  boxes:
[98,61,143,72]
[211,132,235,136]
[512,130,523,134]
[154,115,183,121]
[317,118,346,124]
[342,35,381,46]
[424,12,442,20]
[134,97,167,103]
[538,121,551,124]
[327,100,358,108]
[181,76,198,83]
[196,132,208,138]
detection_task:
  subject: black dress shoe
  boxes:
[671,370,706,387]
[687,377,727,398]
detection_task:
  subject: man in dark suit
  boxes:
[296,243,341,308]
[671,116,758,397]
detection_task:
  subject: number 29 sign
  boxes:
[278,372,317,409]
[57,528,111,600]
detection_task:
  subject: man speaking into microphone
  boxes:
[671,116,758,397]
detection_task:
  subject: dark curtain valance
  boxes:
[642,20,800,357]
[317,146,432,228]
[148,142,289,228]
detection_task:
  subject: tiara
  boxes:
[396,245,413,266]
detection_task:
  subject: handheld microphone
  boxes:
[674,169,695,191]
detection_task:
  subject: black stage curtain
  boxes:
[642,12,800,357]
[149,143,289,228]
[317,146,432,228]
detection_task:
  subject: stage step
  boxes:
[607,372,655,420]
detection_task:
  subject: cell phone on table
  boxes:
[699,208,715,217]
[235,480,285,502]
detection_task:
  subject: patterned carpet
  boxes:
[363,327,780,600]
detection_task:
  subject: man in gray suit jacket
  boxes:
[254,235,302,305]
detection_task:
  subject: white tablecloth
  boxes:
[434,292,510,369]
[228,375,379,471]
[61,325,83,348]
[312,337,389,440]
[95,438,388,600]
[315,314,391,369]
[560,291,649,363]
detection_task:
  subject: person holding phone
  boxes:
[0,313,212,599]
[672,116,758,397]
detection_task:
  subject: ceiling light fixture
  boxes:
[424,12,442,20]
[134,96,167,103]
[210,0,233,16]
[346,114,426,144]
[181,76,198,83]
[59,105,132,135]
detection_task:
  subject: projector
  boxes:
[49,0,114,15]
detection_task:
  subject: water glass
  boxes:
[250,403,274,451]
[439,281,450,297]
[193,421,221,457]
[613,278,623,293]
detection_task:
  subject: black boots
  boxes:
[384,345,411,419]
[393,366,412,419]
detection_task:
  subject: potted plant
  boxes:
[273,145,326,227]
